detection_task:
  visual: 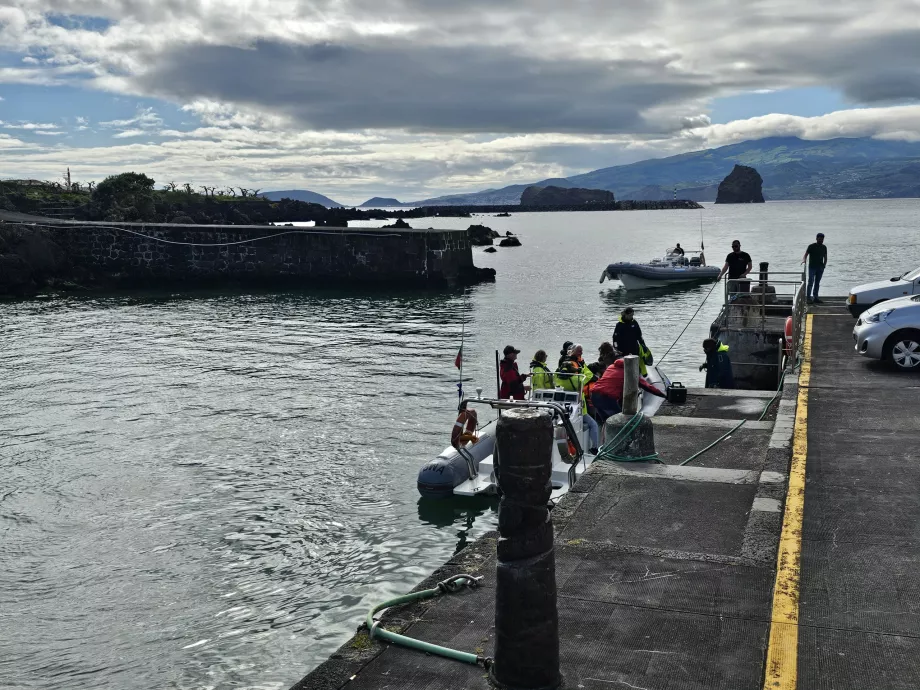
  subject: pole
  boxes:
[491,408,561,690]
[458,316,465,403]
[622,354,640,415]
[495,349,501,399]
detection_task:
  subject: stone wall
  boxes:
[19,221,493,291]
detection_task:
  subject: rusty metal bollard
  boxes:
[491,407,562,690]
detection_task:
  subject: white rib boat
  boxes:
[601,249,720,290]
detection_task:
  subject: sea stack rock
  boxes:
[715,165,765,204]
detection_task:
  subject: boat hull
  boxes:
[605,262,720,290]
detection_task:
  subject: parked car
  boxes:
[847,266,920,317]
[853,295,920,370]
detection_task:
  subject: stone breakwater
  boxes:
[0,217,495,296]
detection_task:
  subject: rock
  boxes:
[382,218,412,229]
[715,165,765,203]
[361,197,403,207]
[496,212,511,217]
[467,224,500,246]
[484,246,498,253]
[520,185,615,206]
[499,236,522,247]
[0,254,36,295]
[505,231,515,236]
[13,230,68,282]
[170,214,196,224]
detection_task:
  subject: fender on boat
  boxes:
[417,427,496,499]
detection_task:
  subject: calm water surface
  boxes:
[2,200,918,689]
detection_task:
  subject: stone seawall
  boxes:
[0,216,495,294]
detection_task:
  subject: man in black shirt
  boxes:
[718,240,752,295]
[801,233,827,303]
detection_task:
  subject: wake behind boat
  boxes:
[601,248,720,290]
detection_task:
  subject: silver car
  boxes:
[853,295,920,370]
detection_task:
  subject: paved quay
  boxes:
[292,301,920,690]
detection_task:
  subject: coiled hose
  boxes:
[365,574,492,668]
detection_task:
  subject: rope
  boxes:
[657,279,722,364]
[7,220,404,247]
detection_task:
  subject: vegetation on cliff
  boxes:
[520,185,615,206]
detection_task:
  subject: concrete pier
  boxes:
[292,298,920,690]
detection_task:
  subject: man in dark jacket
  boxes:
[700,338,735,389]
[612,308,645,358]
[499,345,529,399]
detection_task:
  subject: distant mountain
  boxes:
[261,189,343,207]
[392,137,920,205]
[360,197,404,207]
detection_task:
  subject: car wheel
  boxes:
[887,329,920,370]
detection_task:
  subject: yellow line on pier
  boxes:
[762,313,812,690]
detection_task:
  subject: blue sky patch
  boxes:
[709,87,858,124]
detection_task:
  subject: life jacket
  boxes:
[530,360,553,391]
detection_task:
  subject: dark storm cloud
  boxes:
[137,40,709,133]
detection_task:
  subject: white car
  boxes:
[853,295,920,370]
[847,266,920,317]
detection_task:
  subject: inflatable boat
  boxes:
[417,365,670,501]
[601,249,720,290]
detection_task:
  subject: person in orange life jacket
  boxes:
[556,343,599,453]
[499,345,530,400]
[590,357,665,424]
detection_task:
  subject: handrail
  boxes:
[458,397,584,464]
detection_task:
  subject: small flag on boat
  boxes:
[454,346,462,369]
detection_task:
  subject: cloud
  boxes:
[3,0,920,198]
[1,121,60,130]
[111,128,147,138]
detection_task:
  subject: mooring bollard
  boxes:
[491,407,561,690]
[602,355,656,459]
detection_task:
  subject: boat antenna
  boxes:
[699,210,705,251]
[456,294,466,405]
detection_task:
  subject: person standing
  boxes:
[802,233,827,303]
[718,240,753,296]
[700,338,735,389]
[612,308,652,377]
[499,345,529,400]
[529,349,554,391]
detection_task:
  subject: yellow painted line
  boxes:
[762,313,812,690]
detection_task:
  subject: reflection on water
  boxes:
[2,201,918,689]
[417,497,498,555]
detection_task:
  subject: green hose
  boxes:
[679,368,787,466]
[366,574,490,667]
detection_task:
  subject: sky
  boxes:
[2,1,920,205]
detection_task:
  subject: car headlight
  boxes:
[848,294,856,304]
[864,308,895,323]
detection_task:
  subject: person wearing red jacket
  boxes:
[590,358,665,422]
[499,345,530,400]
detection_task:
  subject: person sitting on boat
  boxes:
[586,342,617,417]
[612,308,653,377]
[557,340,574,369]
[556,344,599,453]
[499,345,530,400]
[700,338,735,389]
[674,243,685,256]
[590,357,666,424]
[529,349,554,391]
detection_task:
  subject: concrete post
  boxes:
[491,408,561,690]
[602,355,656,460]
[622,354,640,415]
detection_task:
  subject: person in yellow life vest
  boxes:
[555,344,598,453]
[529,349,554,391]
